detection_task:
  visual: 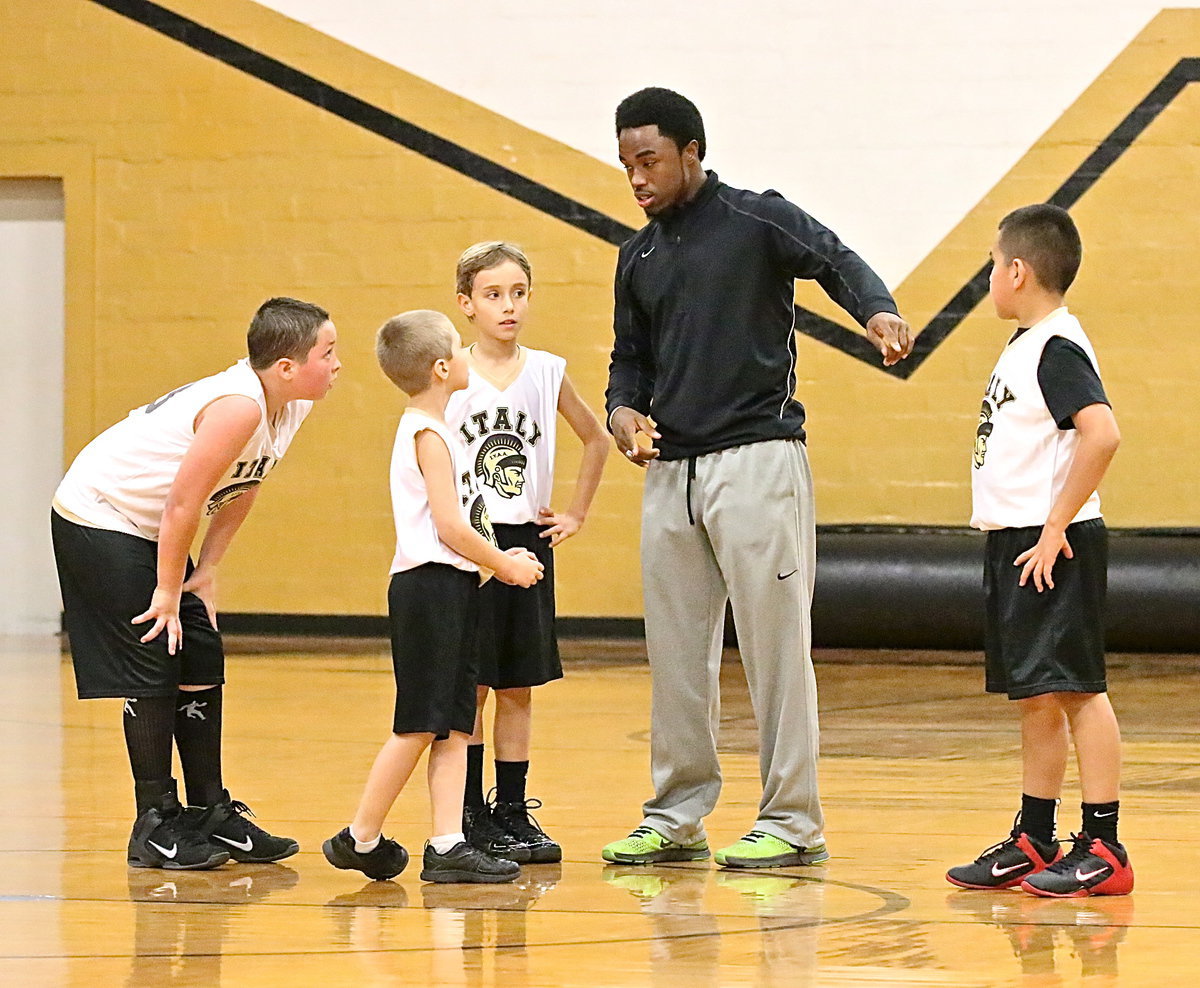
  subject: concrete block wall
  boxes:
[3,0,1197,622]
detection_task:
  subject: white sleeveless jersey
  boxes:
[389,409,497,575]
[971,308,1103,531]
[444,347,565,525]
[54,360,312,540]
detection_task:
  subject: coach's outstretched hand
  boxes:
[610,406,660,467]
[866,312,914,366]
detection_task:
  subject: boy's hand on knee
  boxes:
[1014,526,1073,593]
[132,587,184,654]
[182,567,219,631]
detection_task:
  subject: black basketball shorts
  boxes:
[51,510,224,699]
[984,517,1107,699]
[387,562,480,738]
[476,522,562,690]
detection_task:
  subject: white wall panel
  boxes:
[259,0,1190,285]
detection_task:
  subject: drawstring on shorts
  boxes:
[685,456,697,526]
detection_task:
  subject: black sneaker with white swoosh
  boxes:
[185,790,299,863]
[946,822,1061,890]
[127,781,229,870]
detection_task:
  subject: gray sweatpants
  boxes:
[639,439,824,848]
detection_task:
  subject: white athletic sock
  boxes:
[349,826,381,853]
[429,831,465,854]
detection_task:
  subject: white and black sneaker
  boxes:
[128,782,229,870]
[186,790,299,863]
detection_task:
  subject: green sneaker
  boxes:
[602,866,672,900]
[715,830,829,868]
[601,826,710,864]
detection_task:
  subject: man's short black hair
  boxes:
[615,87,706,161]
[998,204,1082,295]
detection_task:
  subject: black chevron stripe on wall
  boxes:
[89,0,1199,378]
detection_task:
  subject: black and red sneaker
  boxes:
[1020,832,1134,898]
[946,828,1061,889]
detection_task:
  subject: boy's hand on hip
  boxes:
[866,312,913,366]
[610,406,660,466]
[132,587,184,654]
[1014,526,1074,593]
[537,506,581,547]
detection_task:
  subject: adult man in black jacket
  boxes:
[602,87,912,868]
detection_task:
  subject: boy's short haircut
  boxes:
[456,241,533,297]
[615,87,706,161]
[998,204,1083,295]
[376,309,454,395]
[247,297,330,370]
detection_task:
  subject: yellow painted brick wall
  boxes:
[2,1,1197,619]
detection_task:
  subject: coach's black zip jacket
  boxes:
[605,171,897,460]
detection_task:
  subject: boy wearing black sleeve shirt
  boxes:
[949,204,1131,898]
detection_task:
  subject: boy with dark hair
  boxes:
[604,87,913,868]
[947,203,1131,897]
[322,309,543,884]
[446,241,608,865]
[53,297,339,870]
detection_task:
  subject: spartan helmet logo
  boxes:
[469,495,497,546]
[475,433,527,499]
[974,400,995,469]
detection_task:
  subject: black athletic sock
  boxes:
[1082,800,1120,844]
[1019,794,1059,845]
[133,778,182,817]
[495,760,529,804]
[465,743,486,810]
[174,686,224,807]
[123,696,177,813]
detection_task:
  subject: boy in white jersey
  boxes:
[322,309,543,884]
[445,243,608,864]
[947,204,1131,898]
[52,297,339,870]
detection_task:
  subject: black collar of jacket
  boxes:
[654,170,721,230]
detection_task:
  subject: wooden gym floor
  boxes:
[1,635,1198,986]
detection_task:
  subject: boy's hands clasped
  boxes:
[497,546,543,587]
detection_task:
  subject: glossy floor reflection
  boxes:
[1,635,1198,986]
